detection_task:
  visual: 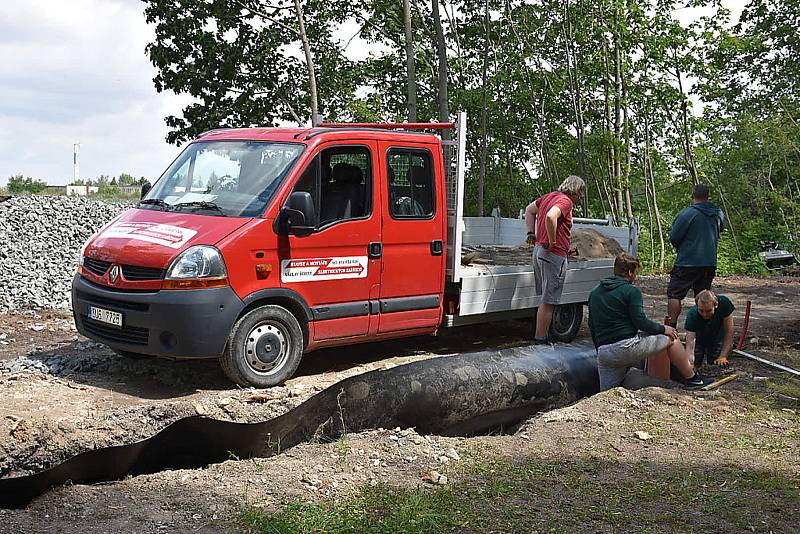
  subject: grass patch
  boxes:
[236,484,465,534]
[233,454,799,534]
[767,378,800,403]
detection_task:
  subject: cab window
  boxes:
[387,148,435,219]
[290,146,372,229]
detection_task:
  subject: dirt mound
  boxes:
[461,228,623,266]
[570,228,624,259]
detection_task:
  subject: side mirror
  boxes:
[140,182,152,199]
[279,191,316,236]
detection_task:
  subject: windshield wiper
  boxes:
[170,201,228,216]
[138,198,170,210]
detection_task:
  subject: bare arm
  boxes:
[716,315,735,365]
[685,331,697,366]
[544,206,562,246]
[525,201,539,233]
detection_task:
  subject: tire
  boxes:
[113,349,154,360]
[221,305,304,388]
[548,303,584,342]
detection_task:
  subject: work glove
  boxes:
[714,355,730,366]
[526,232,535,245]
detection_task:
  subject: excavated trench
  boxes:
[0,342,599,508]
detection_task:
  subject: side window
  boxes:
[289,146,372,229]
[387,148,435,219]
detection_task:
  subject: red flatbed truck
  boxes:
[73,114,635,387]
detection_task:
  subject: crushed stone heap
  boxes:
[0,195,129,312]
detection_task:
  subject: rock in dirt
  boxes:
[424,470,448,485]
[445,448,461,461]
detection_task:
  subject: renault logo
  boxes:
[109,265,120,284]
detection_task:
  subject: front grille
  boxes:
[76,290,150,312]
[83,257,164,282]
[82,316,149,345]
[122,265,165,281]
[83,257,111,276]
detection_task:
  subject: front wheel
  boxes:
[548,303,584,342]
[221,305,304,387]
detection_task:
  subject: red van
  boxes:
[73,115,630,387]
[73,121,457,387]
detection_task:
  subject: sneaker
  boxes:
[533,337,550,346]
[682,373,715,390]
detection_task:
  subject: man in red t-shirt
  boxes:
[524,175,586,344]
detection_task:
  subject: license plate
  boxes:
[88,306,123,328]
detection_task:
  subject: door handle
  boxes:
[430,240,444,256]
[368,242,383,258]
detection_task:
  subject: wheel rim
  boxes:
[244,321,290,376]
[551,305,578,335]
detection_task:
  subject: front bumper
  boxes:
[71,274,244,358]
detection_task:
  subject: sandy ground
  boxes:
[0,276,798,532]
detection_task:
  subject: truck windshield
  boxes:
[142,141,304,217]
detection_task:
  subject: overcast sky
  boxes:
[0,1,746,186]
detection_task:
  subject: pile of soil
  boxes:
[569,228,624,259]
[461,228,623,266]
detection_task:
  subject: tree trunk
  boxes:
[536,96,555,191]
[713,175,743,259]
[600,5,616,223]
[675,62,699,185]
[293,0,319,126]
[622,78,633,222]
[562,0,586,211]
[431,0,450,139]
[612,5,624,221]
[644,110,666,271]
[403,0,417,122]
[641,143,656,270]
[477,0,490,216]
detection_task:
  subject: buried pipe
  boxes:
[0,341,599,509]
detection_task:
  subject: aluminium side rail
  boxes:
[443,214,637,327]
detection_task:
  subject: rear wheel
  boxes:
[548,303,584,342]
[221,305,304,387]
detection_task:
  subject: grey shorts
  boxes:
[533,245,566,305]
[597,334,671,391]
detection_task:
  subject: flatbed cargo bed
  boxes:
[443,212,637,328]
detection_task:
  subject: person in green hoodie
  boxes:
[589,253,712,391]
[667,184,726,327]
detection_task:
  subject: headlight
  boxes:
[163,245,228,289]
[76,234,95,272]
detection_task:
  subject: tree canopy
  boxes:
[144,0,800,274]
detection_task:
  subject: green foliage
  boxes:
[7,175,47,194]
[142,0,800,274]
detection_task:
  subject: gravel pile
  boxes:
[0,195,130,312]
[0,341,150,376]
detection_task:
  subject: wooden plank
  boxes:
[700,374,738,391]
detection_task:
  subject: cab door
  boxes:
[377,143,446,333]
[279,142,381,340]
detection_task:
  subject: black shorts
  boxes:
[694,341,723,367]
[667,266,716,300]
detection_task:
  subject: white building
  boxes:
[66,185,100,196]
